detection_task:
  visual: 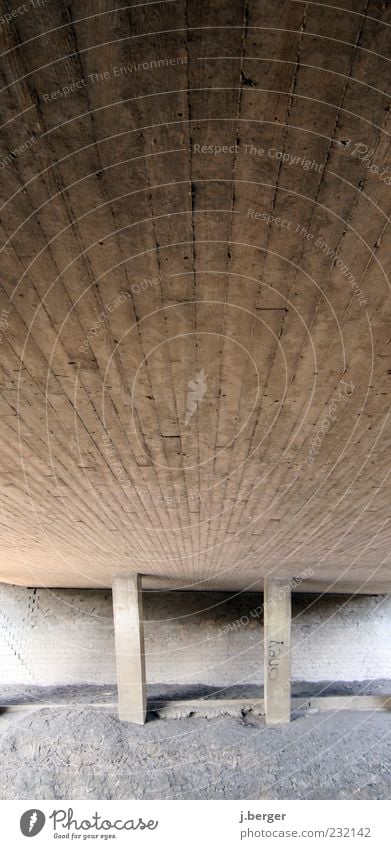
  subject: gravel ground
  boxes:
[0,679,390,705]
[0,705,390,800]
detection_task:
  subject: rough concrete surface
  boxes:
[0,705,390,800]
[0,1,390,595]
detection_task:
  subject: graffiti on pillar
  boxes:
[267,640,284,680]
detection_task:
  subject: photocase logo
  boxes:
[184,369,207,425]
[20,807,158,838]
[20,810,46,837]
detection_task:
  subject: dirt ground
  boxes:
[0,702,390,800]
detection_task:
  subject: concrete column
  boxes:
[264,577,291,724]
[112,573,147,724]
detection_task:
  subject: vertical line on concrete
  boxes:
[264,577,291,725]
[112,573,147,724]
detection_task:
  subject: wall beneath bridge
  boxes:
[0,584,390,693]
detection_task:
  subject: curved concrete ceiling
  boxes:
[0,0,390,591]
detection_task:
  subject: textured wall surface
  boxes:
[0,2,390,596]
[0,584,390,687]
